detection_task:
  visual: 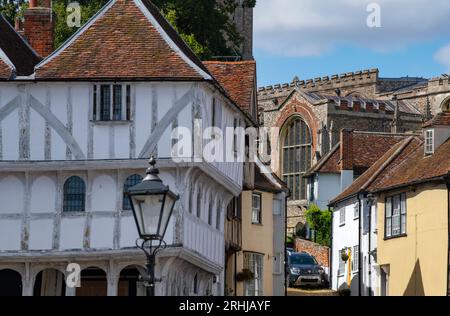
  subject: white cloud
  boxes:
[435,44,450,73]
[254,0,450,57]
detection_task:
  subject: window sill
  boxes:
[354,216,359,221]
[91,120,132,125]
[384,234,407,241]
[252,223,263,226]
[339,223,346,227]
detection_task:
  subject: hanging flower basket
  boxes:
[341,252,349,263]
[236,269,254,282]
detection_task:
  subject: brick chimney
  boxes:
[23,0,55,58]
[340,129,354,171]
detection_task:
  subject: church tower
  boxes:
[231,0,254,60]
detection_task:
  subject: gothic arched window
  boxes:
[123,174,143,210]
[281,117,312,200]
[63,176,86,212]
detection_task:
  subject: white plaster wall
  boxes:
[71,85,89,156]
[316,173,341,210]
[113,125,130,158]
[120,215,139,248]
[0,219,21,251]
[50,86,68,160]
[91,174,116,212]
[90,217,115,249]
[30,176,56,213]
[29,108,46,160]
[59,218,85,250]
[29,219,54,250]
[93,125,110,159]
[331,199,360,292]
[340,170,354,192]
[0,176,24,213]
[1,109,19,161]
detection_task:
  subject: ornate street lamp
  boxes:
[126,157,179,296]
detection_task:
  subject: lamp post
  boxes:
[126,157,179,296]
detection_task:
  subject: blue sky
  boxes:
[253,0,450,87]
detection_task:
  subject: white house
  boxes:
[0,0,252,296]
[327,131,411,295]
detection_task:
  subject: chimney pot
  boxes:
[29,0,37,8]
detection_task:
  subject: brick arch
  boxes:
[275,98,319,152]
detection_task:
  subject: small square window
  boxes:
[94,84,131,122]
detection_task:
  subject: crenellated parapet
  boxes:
[258,69,379,99]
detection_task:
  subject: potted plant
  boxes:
[341,250,349,263]
[236,269,254,282]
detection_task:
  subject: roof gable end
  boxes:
[35,0,211,80]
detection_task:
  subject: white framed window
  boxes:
[252,193,262,224]
[385,193,407,238]
[425,129,434,154]
[338,249,346,276]
[352,246,359,272]
[354,202,360,219]
[244,252,264,296]
[339,208,346,226]
[93,83,131,121]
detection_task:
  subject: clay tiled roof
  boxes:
[370,137,450,192]
[0,15,41,78]
[330,137,418,205]
[423,111,450,128]
[0,59,12,79]
[307,132,408,176]
[204,61,256,118]
[35,0,211,80]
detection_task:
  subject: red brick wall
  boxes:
[340,129,354,171]
[295,238,330,268]
[24,8,55,58]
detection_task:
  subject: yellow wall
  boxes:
[377,183,449,296]
[236,190,274,296]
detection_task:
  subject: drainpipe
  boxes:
[358,194,363,296]
[329,206,333,290]
[367,194,374,297]
[284,193,288,296]
[447,175,450,296]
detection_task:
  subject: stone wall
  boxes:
[295,238,330,268]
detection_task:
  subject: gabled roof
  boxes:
[0,15,41,78]
[35,0,212,80]
[204,61,257,118]
[330,137,419,205]
[423,111,450,128]
[306,132,409,176]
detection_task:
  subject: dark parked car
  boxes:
[288,252,325,288]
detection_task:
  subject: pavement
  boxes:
[287,287,338,296]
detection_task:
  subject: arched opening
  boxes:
[118,265,146,296]
[123,174,143,210]
[33,269,66,296]
[76,267,107,296]
[63,176,86,212]
[442,98,450,112]
[281,117,312,201]
[0,269,22,296]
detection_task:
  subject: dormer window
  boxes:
[425,129,434,155]
[93,84,131,121]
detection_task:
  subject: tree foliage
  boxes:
[0,0,254,59]
[305,204,332,247]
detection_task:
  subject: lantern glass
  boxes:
[131,194,165,238]
[159,193,177,238]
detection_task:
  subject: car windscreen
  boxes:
[290,255,317,265]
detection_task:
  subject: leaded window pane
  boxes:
[100,85,111,121]
[63,176,86,212]
[113,85,122,121]
[282,118,312,201]
[123,174,143,210]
